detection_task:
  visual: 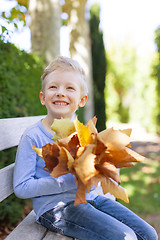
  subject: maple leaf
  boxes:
[97,127,131,149]
[61,147,75,172]
[74,117,93,147]
[101,177,129,203]
[86,116,98,135]
[98,147,145,169]
[50,147,69,178]
[32,144,42,158]
[74,174,87,206]
[51,118,75,141]
[95,161,121,184]
[74,144,98,185]
[58,133,80,159]
[42,143,60,172]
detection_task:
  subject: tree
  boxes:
[89,3,107,131]
[28,0,61,64]
[0,0,61,65]
[0,0,28,41]
[63,0,94,122]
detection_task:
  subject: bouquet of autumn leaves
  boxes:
[33,117,145,206]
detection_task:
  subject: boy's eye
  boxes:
[50,85,56,89]
[67,86,75,90]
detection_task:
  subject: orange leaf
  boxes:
[74,144,98,185]
[74,175,87,206]
[86,116,98,135]
[61,147,75,172]
[95,162,121,184]
[101,177,129,203]
[42,143,60,172]
[98,147,144,168]
[98,127,131,148]
[50,147,69,178]
[58,133,80,159]
[93,138,107,156]
[86,174,103,193]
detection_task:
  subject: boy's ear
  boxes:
[40,91,45,105]
[78,95,87,108]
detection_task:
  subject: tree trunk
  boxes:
[64,0,94,122]
[28,0,61,65]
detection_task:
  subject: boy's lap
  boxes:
[39,197,137,240]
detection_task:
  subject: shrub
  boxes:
[0,40,46,225]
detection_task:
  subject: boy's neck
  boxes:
[41,116,55,135]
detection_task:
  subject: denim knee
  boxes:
[136,224,158,240]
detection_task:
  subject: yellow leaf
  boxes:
[120,128,132,137]
[101,177,129,203]
[51,118,75,141]
[74,117,92,147]
[32,144,42,158]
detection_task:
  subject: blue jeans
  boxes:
[39,196,158,240]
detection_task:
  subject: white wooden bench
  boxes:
[0,116,75,240]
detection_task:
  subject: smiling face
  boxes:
[40,70,87,121]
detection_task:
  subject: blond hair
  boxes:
[41,56,88,95]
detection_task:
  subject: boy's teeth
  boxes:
[54,102,67,105]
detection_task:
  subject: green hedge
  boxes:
[0,40,46,118]
[0,40,46,226]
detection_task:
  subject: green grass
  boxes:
[118,158,160,216]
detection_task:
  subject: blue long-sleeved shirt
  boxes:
[13,119,97,221]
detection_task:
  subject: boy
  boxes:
[14,56,157,240]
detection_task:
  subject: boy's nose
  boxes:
[56,89,66,97]
[56,92,65,97]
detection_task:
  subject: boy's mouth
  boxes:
[53,101,69,106]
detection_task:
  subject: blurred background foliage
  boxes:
[0,40,46,226]
[0,0,160,233]
[105,41,158,133]
[89,3,107,131]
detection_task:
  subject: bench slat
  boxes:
[5,210,47,240]
[0,116,45,151]
[0,163,14,202]
[5,210,74,240]
[43,231,74,240]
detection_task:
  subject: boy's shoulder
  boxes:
[23,120,42,138]
[22,119,53,142]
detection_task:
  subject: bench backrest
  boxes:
[0,116,45,202]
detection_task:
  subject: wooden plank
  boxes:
[43,231,74,240]
[0,163,14,202]
[0,115,45,151]
[5,210,47,240]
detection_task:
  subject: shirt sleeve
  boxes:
[13,134,76,199]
